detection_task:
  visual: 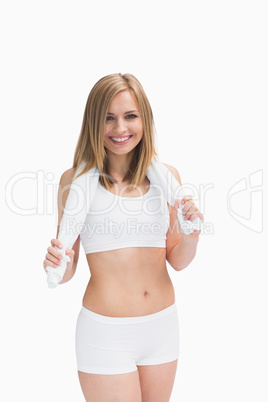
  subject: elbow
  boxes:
[167,258,187,272]
[170,251,197,272]
[172,263,189,272]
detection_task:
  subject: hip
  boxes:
[75,301,180,374]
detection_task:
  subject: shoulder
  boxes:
[57,168,76,216]
[59,167,76,187]
[162,162,182,185]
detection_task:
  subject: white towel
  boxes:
[46,156,202,288]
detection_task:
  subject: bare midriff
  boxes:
[82,247,175,317]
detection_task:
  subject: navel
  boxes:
[144,291,149,297]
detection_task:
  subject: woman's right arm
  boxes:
[43,168,81,284]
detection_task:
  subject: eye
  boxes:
[106,114,137,121]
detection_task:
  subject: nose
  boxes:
[113,118,127,134]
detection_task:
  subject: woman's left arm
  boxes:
[164,163,204,272]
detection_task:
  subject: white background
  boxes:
[1,1,267,401]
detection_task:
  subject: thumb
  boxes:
[174,198,180,209]
[65,248,75,258]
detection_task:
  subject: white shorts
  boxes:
[75,302,180,375]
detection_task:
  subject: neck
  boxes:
[106,149,134,181]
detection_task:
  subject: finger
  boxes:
[181,195,193,205]
[66,249,75,258]
[47,246,63,260]
[44,258,59,269]
[182,201,195,216]
[184,205,198,219]
[174,199,180,209]
[51,238,63,249]
[188,211,204,222]
[187,210,199,221]
[197,212,204,222]
[45,253,62,265]
[45,251,62,265]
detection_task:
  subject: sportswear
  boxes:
[75,302,180,375]
[79,178,170,254]
[46,155,202,288]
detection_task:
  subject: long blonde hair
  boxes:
[72,73,158,190]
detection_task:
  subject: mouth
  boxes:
[109,135,133,145]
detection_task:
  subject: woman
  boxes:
[43,73,203,402]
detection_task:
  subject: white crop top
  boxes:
[79,178,170,254]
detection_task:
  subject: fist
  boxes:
[174,195,204,237]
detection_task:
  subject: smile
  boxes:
[109,135,133,145]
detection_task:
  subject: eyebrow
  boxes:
[107,110,138,115]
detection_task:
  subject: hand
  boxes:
[174,195,204,239]
[43,239,75,273]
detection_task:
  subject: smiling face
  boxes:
[103,90,143,156]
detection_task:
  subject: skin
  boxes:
[43,89,203,401]
[83,90,176,317]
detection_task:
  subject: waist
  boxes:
[80,301,177,323]
[82,276,175,317]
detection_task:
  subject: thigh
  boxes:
[137,359,178,402]
[78,370,142,402]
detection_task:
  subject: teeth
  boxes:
[111,136,131,142]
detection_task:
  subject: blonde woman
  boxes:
[43,73,203,402]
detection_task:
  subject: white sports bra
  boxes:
[80,178,170,254]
